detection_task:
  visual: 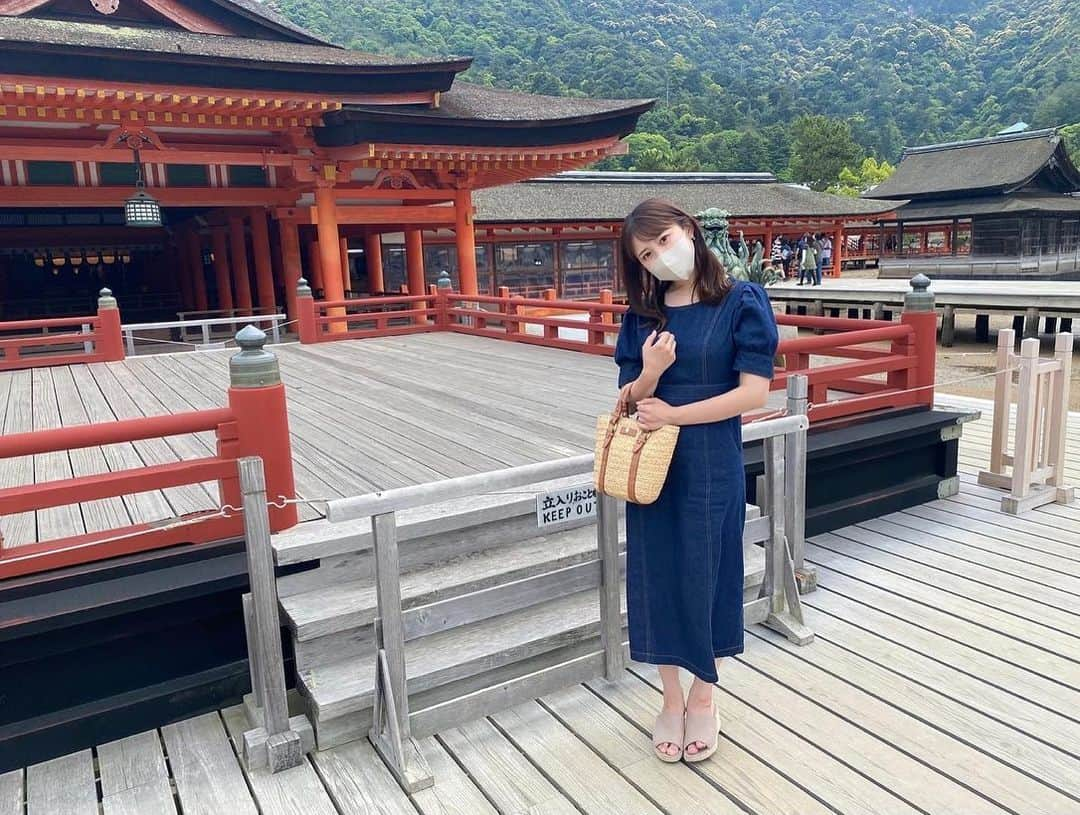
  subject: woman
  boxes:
[614,198,778,763]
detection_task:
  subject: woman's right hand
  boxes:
[641,330,676,376]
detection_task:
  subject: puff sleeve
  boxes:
[614,310,643,388]
[732,283,779,380]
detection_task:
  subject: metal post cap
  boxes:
[297,277,312,298]
[904,273,935,312]
[97,288,118,309]
[436,270,452,290]
[230,325,281,387]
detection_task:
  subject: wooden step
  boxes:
[299,587,623,749]
[281,523,624,644]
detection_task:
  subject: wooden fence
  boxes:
[0,289,124,371]
[978,329,1075,514]
[0,326,297,579]
[295,274,939,425]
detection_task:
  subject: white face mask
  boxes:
[643,232,695,281]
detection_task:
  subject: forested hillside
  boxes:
[272,0,1080,185]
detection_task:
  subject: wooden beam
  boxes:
[0,186,298,207]
[0,143,298,167]
[296,205,458,226]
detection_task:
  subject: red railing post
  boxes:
[542,288,558,340]
[225,325,298,532]
[435,274,453,329]
[499,286,519,338]
[296,278,317,345]
[900,273,937,407]
[95,288,125,362]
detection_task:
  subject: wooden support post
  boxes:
[1023,307,1040,340]
[306,237,324,292]
[95,288,125,362]
[832,227,843,277]
[1010,338,1040,502]
[278,219,302,322]
[405,229,425,296]
[599,289,614,346]
[296,279,317,344]
[249,209,276,314]
[237,456,314,773]
[314,186,346,331]
[900,274,937,407]
[184,229,209,312]
[454,188,479,295]
[871,301,885,321]
[366,232,385,293]
[339,236,351,295]
[596,492,624,678]
[229,213,254,315]
[941,304,956,347]
[211,227,233,311]
[1046,332,1074,497]
[784,374,814,593]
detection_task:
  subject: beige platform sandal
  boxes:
[682,704,720,763]
[652,708,685,763]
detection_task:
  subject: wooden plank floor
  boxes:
[2,335,1078,813]
[0,333,864,545]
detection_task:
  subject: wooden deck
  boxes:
[2,337,1079,813]
[0,333,811,545]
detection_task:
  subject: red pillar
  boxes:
[339,236,351,295]
[305,237,324,292]
[314,184,346,332]
[405,228,426,296]
[211,227,233,311]
[365,232,384,293]
[454,188,479,295]
[185,229,209,312]
[833,227,843,277]
[314,186,344,302]
[278,218,302,321]
[249,208,276,314]
[228,213,253,314]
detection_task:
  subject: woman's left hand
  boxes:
[635,397,680,430]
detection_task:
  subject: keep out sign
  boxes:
[536,485,597,527]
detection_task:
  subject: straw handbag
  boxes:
[594,384,679,504]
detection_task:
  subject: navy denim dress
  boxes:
[614,280,779,682]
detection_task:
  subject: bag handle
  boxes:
[613,382,633,420]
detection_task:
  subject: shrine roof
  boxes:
[472,172,901,222]
[864,129,1080,201]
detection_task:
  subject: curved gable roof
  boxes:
[865,129,1080,200]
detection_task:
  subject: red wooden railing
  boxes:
[295,276,938,425]
[0,328,297,579]
[0,289,125,371]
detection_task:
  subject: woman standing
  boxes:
[614,199,778,763]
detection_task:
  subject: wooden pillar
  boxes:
[405,228,425,296]
[941,304,956,347]
[314,185,344,302]
[365,232,384,293]
[184,229,209,312]
[249,208,276,314]
[833,227,843,277]
[305,237,324,292]
[229,213,253,314]
[211,227,233,311]
[175,236,194,309]
[339,236,352,295]
[454,188,478,295]
[277,218,302,321]
[764,225,774,264]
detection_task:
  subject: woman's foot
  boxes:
[683,682,718,759]
[652,703,685,762]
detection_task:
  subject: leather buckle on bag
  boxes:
[618,424,639,437]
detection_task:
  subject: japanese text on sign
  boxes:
[536,485,597,527]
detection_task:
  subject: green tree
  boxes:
[624,132,674,171]
[788,115,863,191]
[827,157,896,197]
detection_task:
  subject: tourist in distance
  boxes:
[613,198,778,764]
[797,233,817,286]
[819,233,832,282]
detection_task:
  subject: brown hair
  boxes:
[619,198,733,327]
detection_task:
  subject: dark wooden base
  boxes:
[0,539,303,773]
[744,406,973,537]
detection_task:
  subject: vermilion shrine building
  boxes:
[0,0,652,321]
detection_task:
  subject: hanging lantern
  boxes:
[86,250,101,265]
[33,254,44,268]
[120,250,132,264]
[51,254,66,267]
[120,133,162,228]
[102,250,116,264]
